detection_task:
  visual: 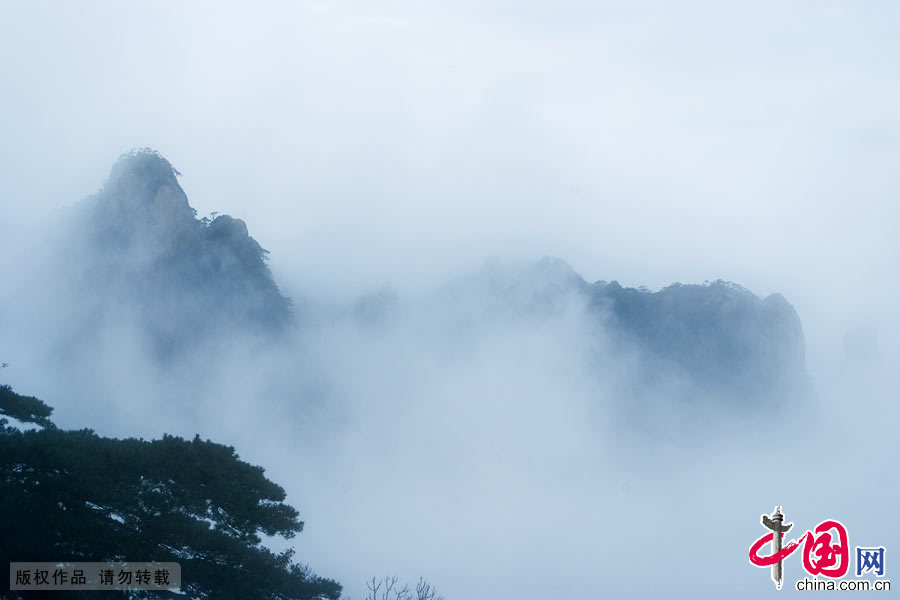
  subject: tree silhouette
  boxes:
[0,385,340,600]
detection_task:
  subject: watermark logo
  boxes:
[748,506,889,591]
[10,562,180,592]
[858,547,886,577]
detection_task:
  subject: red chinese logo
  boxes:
[750,517,850,578]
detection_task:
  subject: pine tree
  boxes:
[0,385,340,600]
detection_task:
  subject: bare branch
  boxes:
[365,576,442,600]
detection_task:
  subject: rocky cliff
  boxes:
[68,149,291,358]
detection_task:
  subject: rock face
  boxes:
[591,278,808,404]
[71,149,291,357]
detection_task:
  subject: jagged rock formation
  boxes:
[52,149,807,407]
[67,149,291,358]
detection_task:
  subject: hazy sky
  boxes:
[1,2,898,598]
[2,1,898,299]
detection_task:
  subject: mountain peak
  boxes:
[66,149,292,358]
[91,149,194,234]
[108,148,182,188]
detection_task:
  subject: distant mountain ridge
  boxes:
[59,149,809,405]
[441,257,809,406]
